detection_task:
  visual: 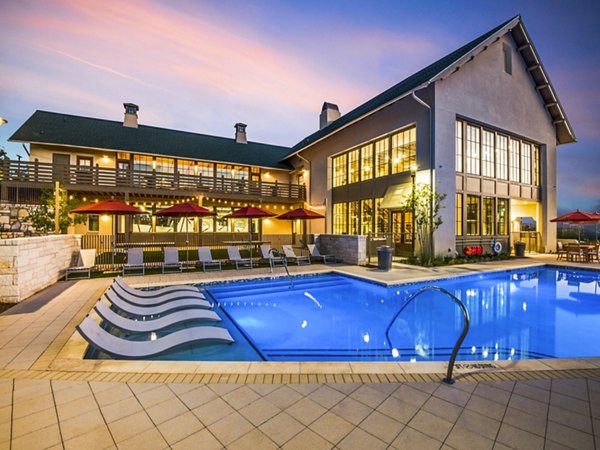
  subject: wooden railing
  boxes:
[0,159,306,200]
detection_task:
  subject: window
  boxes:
[509,139,520,182]
[503,44,512,75]
[533,146,540,186]
[177,160,195,176]
[521,143,532,185]
[348,149,359,184]
[455,120,463,172]
[374,197,388,233]
[198,162,214,178]
[466,195,480,235]
[496,135,508,180]
[466,125,480,175]
[360,199,373,234]
[154,157,174,174]
[332,154,347,187]
[333,203,347,234]
[497,198,508,235]
[348,201,359,234]
[391,127,416,174]
[133,155,153,172]
[360,144,373,181]
[456,193,463,236]
[482,130,495,178]
[482,197,495,235]
[88,215,99,232]
[375,138,389,178]
[216,164,248,180]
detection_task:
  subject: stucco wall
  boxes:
[315,234,366,265]
[0,235,80,303]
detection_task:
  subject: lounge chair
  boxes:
[283,245,311,265]
[260,244,287,272]
[76,316,234,359]
[123,248,145,276]
[66,249,97,280]
[105,290,211,317]
[95,301,221,333]
[110,283,206,306]
[162,247,182,273]
[198,247,222,272]
[115,277,199,296]
[307,244,336,264]
[556,241,567,260]
[227,246,253,269]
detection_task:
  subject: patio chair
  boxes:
[198,247,222,272]
[110,283,206,306]
[260,244,287,272]
[105,290,212,318]
[76,316,233,359]
[227,246,253,269]
[307,244,336,264]
[65,249,97,280]
[566,244,584,262]
[283,245,311,265]
[585,243,599,262]
[94,301,221,333]
[162,247,182,273]
[114,277,201,297]
[123,248,145,276]
[556,241,568,261]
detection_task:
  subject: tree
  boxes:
[25,185,86,234]
[399,182,446,266]
[0,146,9,160]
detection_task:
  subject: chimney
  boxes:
[234,123,247,144]
[123,103,139,128]
[319,102,340,130]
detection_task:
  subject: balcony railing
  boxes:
[0,159,305,200]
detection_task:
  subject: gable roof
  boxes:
[289,15,575,157]
[9,111,293,170]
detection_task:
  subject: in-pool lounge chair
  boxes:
[307,244,336,264]
[198,247,222,272]
[95,301,221,333]
[260,244,286,272]
[105,290,211,317]
[162,247,182,273]
[77,316,234,359]
[283,245,311,265]
[66,249,97,280]
[115,277,199,296]
[110,282,206,307]
[123,248,145,276]
[227,246,253,269]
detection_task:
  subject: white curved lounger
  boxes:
[95,301,221,333]
[105,291,212,317]
[77,316,234,359]
[115,277,201,296]
[110,284,207,307]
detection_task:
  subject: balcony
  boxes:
[0,160,305,202]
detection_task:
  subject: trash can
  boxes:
[377,246,393,271]
[514,241,526,257]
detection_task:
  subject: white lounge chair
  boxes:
[115,277,199,296]
[110,283,206,306]
[95,301,221,333]
[283,245,311,265]
[105,290,211,317]
[198,247,222,272]
[308,244,336,264]
[66,249,97,280]
[260,244,287,272]
[123,248,145,276]
[227,246,253,269]
[77,316,234,358]
[162,247,182,273]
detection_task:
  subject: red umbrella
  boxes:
[551,210,600,241]
[276,207,325,245]
[223,206,276,261]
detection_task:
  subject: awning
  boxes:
[380,183,412,209]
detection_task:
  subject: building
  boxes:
[4,15,573,256]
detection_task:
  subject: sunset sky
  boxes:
[1,0,598,212]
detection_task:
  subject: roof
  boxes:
[289,15,575,156]
[9,111,293,170]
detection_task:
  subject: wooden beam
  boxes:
[536,84,549,91]
[517,44,530,51]
[527,64,541,72]
[545,102,558,109]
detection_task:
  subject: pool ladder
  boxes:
[269,248,293,287]
[385,286,470,384]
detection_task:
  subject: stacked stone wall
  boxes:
[315,234,366,265]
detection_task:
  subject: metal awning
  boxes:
[380,183,412,209]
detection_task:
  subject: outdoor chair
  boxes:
[227,246,253,269]
[162,247,182,273]
[556,241,567,260]
[198,247,222,272]
[76,316,233,359]
[585,243,599,262]
[114,277,201,297]
[283,245,311,265]
[110,283,206,306]
[566,244,584,262]
[123,248,145,276]
[66,249,97,280]
[260,244,287,272]
[307,244,336,264]
[104,290,212,318]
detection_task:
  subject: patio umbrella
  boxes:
[551,210,600,241]
[72,199,143,270]
[223,206,276,261]
[154,202,216,264]
[276,207,325,245]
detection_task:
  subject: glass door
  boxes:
[392,211,414,257]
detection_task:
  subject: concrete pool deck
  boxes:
[0,255,599,448]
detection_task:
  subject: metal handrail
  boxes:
[385,285,470,384]
[269,248,293,287]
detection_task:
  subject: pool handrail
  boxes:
[385,285,470,384]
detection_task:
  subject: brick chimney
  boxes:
[319,102,340,130]
[234,123,247,144]
[123,103,139,128]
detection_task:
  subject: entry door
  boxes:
[52,154,70,184]
[392,211,414,257]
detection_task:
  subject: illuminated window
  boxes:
[533,146,540,186]
[455,193,463,236]
[348,149,359,184]
[466,195,480,235]
[198,162,214,178]
[360,144,373,181]
[333,202,347,234]
[509,139,520,182]
[216,164,248,180]
[374,197,388,233]
[348,201,359,234]
[332,154,347,187]
[360,199,373,234]
[482,197,495,235]
[88,215,99,232]
[391,127,416,174]
[466,125,480,175]
[521,142,532,184]
[133,155,153,172]
[482,130,495,178]
[497,198,508,235]
[496,135,508,180]
[375,138,389,178]
[455,120,463,172]
[178,160,195,176]
[154,157,174,174]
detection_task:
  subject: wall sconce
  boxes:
[101,155,110,164]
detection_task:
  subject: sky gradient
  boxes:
[1,0,598,212]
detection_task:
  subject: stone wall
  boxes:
[315,234,367,265]
[0,235,80,303]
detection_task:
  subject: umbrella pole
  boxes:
[186,218,190,267]
[112,214,116,270]
[291,220,295,245]
[249,217,253,267]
